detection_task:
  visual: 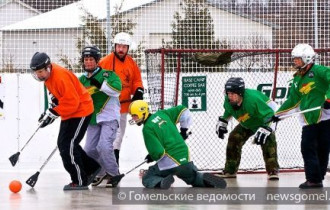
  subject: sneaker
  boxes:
[268,171,279,180]
[216,171,237,178]
[299,181,323,189]
[91,174,107,187]
[160,175,175,189]
[105,174,120,188]
[203,173,227,188]
[87,167,101,186]
[63,183,88,191]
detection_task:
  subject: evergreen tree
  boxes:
[170,0,220,50]
[166,0,229,72]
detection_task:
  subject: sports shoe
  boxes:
[160,175,175,189]
[299,181,323,189]
[87,167,101,186]
[91,174,107,187]
[203,173,227,188]
[63,183,88,191]
[216,171,237,178]
[105,174,120,188]
[268,171,279,180]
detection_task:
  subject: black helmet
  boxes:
[81,46,101,62]
[225,77,245,96]
[30,52,51,71]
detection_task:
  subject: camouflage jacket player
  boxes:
[79,67,122,125]
[222,89,277,132]
[142,105,192,170]
[276,64,330,126]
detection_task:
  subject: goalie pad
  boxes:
[254,126,272,145]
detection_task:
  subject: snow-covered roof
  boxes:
[1,0,156,31]
[0,0,41,14]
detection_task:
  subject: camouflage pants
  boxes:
[224,124,279,174]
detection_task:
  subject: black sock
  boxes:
[114,149,120,166]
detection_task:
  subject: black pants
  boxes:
[301,119,330,183]
[57,115,100,185]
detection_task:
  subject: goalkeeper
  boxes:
[129,100,226,189]
[216,77,279,180]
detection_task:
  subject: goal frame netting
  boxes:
[145,48,330,172]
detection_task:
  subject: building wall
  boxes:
[0,0,273,71]
[0,2,39,29]
[1,29,81,71]
[123,0,272,49]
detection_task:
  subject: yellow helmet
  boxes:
[129,100,150,125]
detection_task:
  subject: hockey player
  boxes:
[30,52,100,190]
[99,32,144,166]
[128,100,226,189]
[79,46,122,187]
[216,77,279,180]
[272,44,330,189]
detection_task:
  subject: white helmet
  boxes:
[291,44,316,65]
[114,32,131,46]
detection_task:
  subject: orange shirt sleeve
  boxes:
[130,57,144,93]
[45,64,93,120]
[52,77,80,116]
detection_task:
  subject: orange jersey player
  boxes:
[99,32,144,166]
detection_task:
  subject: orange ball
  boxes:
[9,180,22,193]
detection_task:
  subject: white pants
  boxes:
[84,120,119,176]
[113,113,128,150]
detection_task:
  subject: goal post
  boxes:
[145,48,330,172]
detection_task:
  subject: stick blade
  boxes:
[9,152,20,166]
[26,171,40,188]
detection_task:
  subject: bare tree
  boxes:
[1,54,17,73]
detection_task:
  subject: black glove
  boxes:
[90,77,102,89]
[132,87,144,101]
[254,126,272,145]
[216,117,228,139]
[271,115,281,123]
[180,128,189,140]
[38,108,59,128]
[323,100,330,109]
[49,94,58,108]
[144,154,154,163]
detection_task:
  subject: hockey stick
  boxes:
[277,106,321,120]
[9,124,42,166]
[265,106,322,124]
[26,146,58,188]
[110,160,148,184]
[253,106,322,144]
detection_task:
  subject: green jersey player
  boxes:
[273,44,330,189]
[216,77,279,180]
[129,100,226,189]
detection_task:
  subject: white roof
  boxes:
[1,0,155,30]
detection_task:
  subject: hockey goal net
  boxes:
[145,48,330,172]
